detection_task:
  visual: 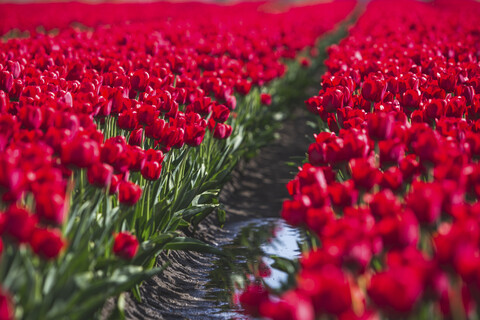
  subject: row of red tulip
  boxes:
[0,1,356,318]
[240,0,480,319]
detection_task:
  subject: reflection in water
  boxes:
[204,218,304,318]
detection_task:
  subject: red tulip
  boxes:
[438,73,457,92]
[30,227,65,259]
[281,195,311,227]
[144,149,164,163]
[19,105,43,130]
[376,210,419,250]
[323,87,344,113]
[128,128,143,147]
[118,110,138,131]
[259,290,314,320]
[369,190,401,220]
[118,181,142,205]
[130,70,149,92]
[4,206,38,243]
[61,136,100,168]
[297,265,352,315]
[306,207,335,236]
[366,112,394,140]
[141,161,162,181]
[424,99,446,120]
[87,162,114,188]
[212,123,232,139]
[308,142,327,166]
[145,118,166,140]
[380,167,403,191]
[239,284,270,317]
[109,174,121,195]
[212,104,230,123]
[0,156,23,201]
[101,137,131,173]
[406,182,443,225]
[35,190,66,225]
[0,290,14,320]
[137,103,157,126]
[379,139,404,166]
[361,75,386,103]
[368,266,423,314]
[328,181,357,209]
[260,93,272,106]
[400,89,421,111]
[113,231,139,260]
[305,96,322,114]
[0,71,13,93]
[350,158,380,191]
[128,147,146,172]
[184,124,206,147]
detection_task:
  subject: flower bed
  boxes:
[240,0,480,319]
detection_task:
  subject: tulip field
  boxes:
[2,0,480,319]
[0,0,354,319]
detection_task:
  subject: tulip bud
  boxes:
[87,162,113,188]
[212,104,230,123]
[113,231,139,260]
[260,93,272,106]
[239,284,270,317]
[4,206,37,243]
[35,190,66,225]
[362,75,386,103]
[128,128,143,146]
[61,136,100,168]
[30,228,65,259]
[185,124,205,147]
[323,87,344,113]
[141,161,162,181]
[0,290,14,320]
[213,123,232,139]
[406,182,443,225]
[118,181,142,205]
[366,112,394,140]
[130,70,149,92]
[137,103,157,126]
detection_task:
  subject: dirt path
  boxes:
[112,106,315,320]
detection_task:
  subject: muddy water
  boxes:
[261,220,304,289]
[204,218,304,318]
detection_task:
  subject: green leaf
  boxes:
[191,206,216,226]
[43,267,57,295]
[48,264,169,319]
[270,256,297,275]
[131,285,141,303]
[217,208,226,227]
[177,203,219,220]
[163,237,225,256]
[133,232,177,266]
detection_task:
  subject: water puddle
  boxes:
[204,217,304,319]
